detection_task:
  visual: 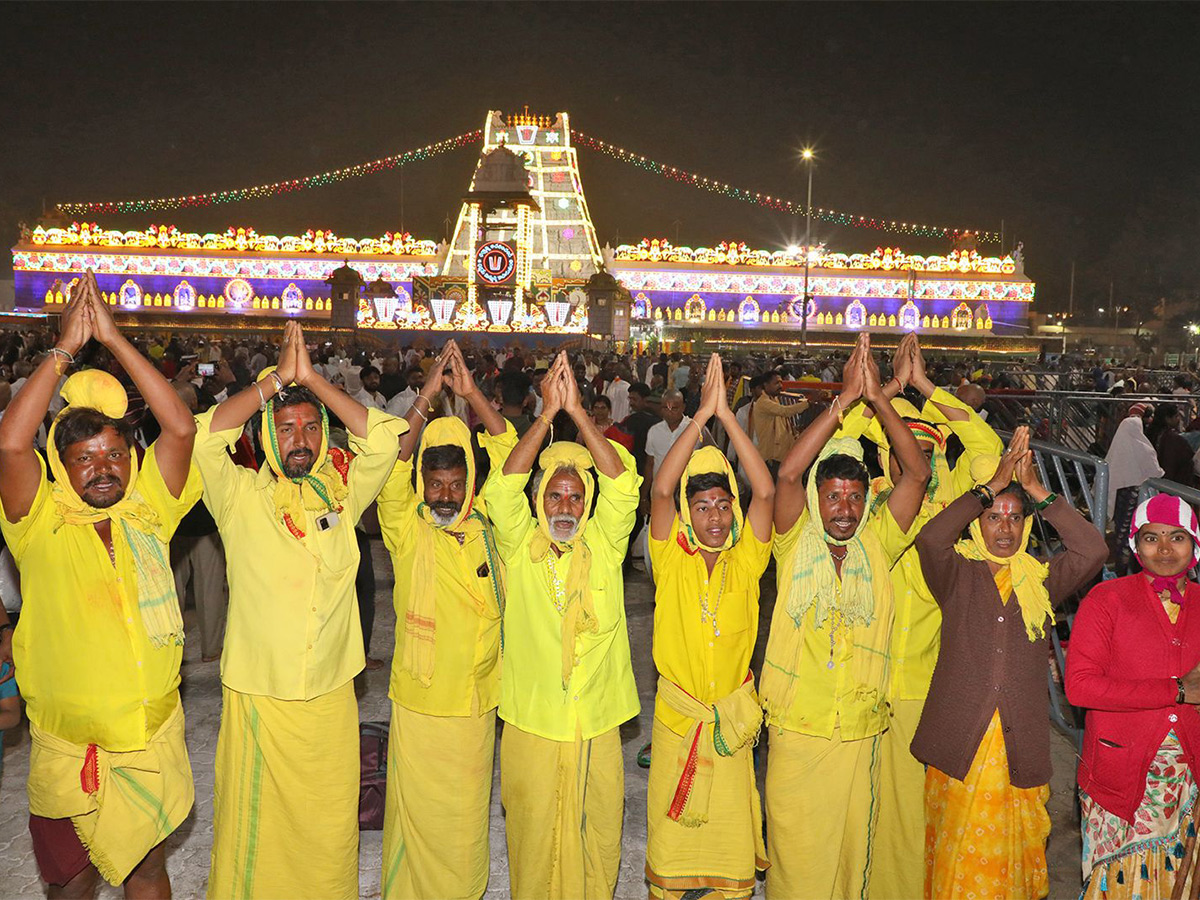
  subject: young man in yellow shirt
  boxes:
[645,354,776,898]
[760,334,930,899]
[195,322,408,899]
[376,341,515,899]
[0,271,201,896]
[485,351,641,898]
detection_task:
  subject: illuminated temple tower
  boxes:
[439,110,603,328]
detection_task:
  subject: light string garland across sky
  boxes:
[55,131,484,216]
[570,130,1000,244]
[53,124,999,244]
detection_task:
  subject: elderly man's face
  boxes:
[273,402,323,477]
[422,466,469,526]
[542,468,586,541]
[63,427,132,509]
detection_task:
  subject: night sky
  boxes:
[3,3,1197,315]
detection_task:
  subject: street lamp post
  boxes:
[800,148,814,352]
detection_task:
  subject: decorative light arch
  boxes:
[898,300,920,331]
[738,295,760,324]
[118,279,143,309]
[845,298,867,329]
[281,283,305,313]
[684,294,706,323]
[173,280,196,311]
[951,301,972,330]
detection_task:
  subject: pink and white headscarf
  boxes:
[1130,493,1200,578]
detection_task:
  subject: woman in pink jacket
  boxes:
[1067,494,1200,899]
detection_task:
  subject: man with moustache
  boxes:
[0,272,201,897]
[376,341,515,899]
[485,351,642,898]
[195,321,408,899]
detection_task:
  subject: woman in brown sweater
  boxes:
[913,426,1108,900]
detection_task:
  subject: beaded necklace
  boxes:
[545,553,568,614]
[700,557,728,637]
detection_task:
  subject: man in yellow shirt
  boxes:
[377,341,515,899]
[645,354,775,899]
[196,322,408,900]
[836,335,1003,900]
[485,351,641,899]
[759,334,930,900]
[0,272,200,896]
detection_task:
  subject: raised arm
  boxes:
[908,337,967,422]
[291,325,371,438]
[210,322,299,433]
[446,341,506,436]
[0,281,92,520]
[775,335,865,534]
[865,344,931,531]
[397,352,447,462]
[560,352,622,479]
[502,353,564,476]
[651,353,721,540]
[86,271,196,497]
[714,357,774,541]
[842,333,913,423]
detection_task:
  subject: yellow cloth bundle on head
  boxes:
[530,441,597,688]
[676,445,742,553]
[403,416,504,687]
[954,454,1052,641]
[47,369,182,648]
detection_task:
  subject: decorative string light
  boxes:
[570,130,1000,244]
[56,131,484,216]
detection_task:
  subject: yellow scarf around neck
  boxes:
[529,442,597,689]
[48,370,180,647]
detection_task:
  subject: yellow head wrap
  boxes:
[47,370,181,647]
[258,367,358,539]
[529,441,597,688]
[954,455,1053,642]
[402,417,505,686]
[676,445,742,553]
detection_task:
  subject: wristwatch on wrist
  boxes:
[969,486,995,509]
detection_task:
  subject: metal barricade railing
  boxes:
[998,431,1110,750]
[1137,477,1200,510]
[987,391,1200,454]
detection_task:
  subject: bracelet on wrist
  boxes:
[970,485,995,509]
[1035,492,1058,511]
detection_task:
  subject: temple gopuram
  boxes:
[11,109,1036,352]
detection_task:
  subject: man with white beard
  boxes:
[485,351,641,898]
[376,340,515,899]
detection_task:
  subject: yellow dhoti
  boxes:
[381,701,496,900]
[869,697,927,900]
[646,677,767,899]
[924,711,1050,900]
[764,726,882,900]
[208,682,359,900]
[500,722,623,900]
[27,701,193,886]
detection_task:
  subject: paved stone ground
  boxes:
[0,540,1085,899]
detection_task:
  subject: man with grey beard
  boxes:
[375,340,515,899]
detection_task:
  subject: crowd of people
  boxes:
[0,273,1199,900]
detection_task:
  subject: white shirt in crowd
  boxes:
[385,387,418,418]
[646,416,704,479]
[351,387,386,410]
[604,379,631,424]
